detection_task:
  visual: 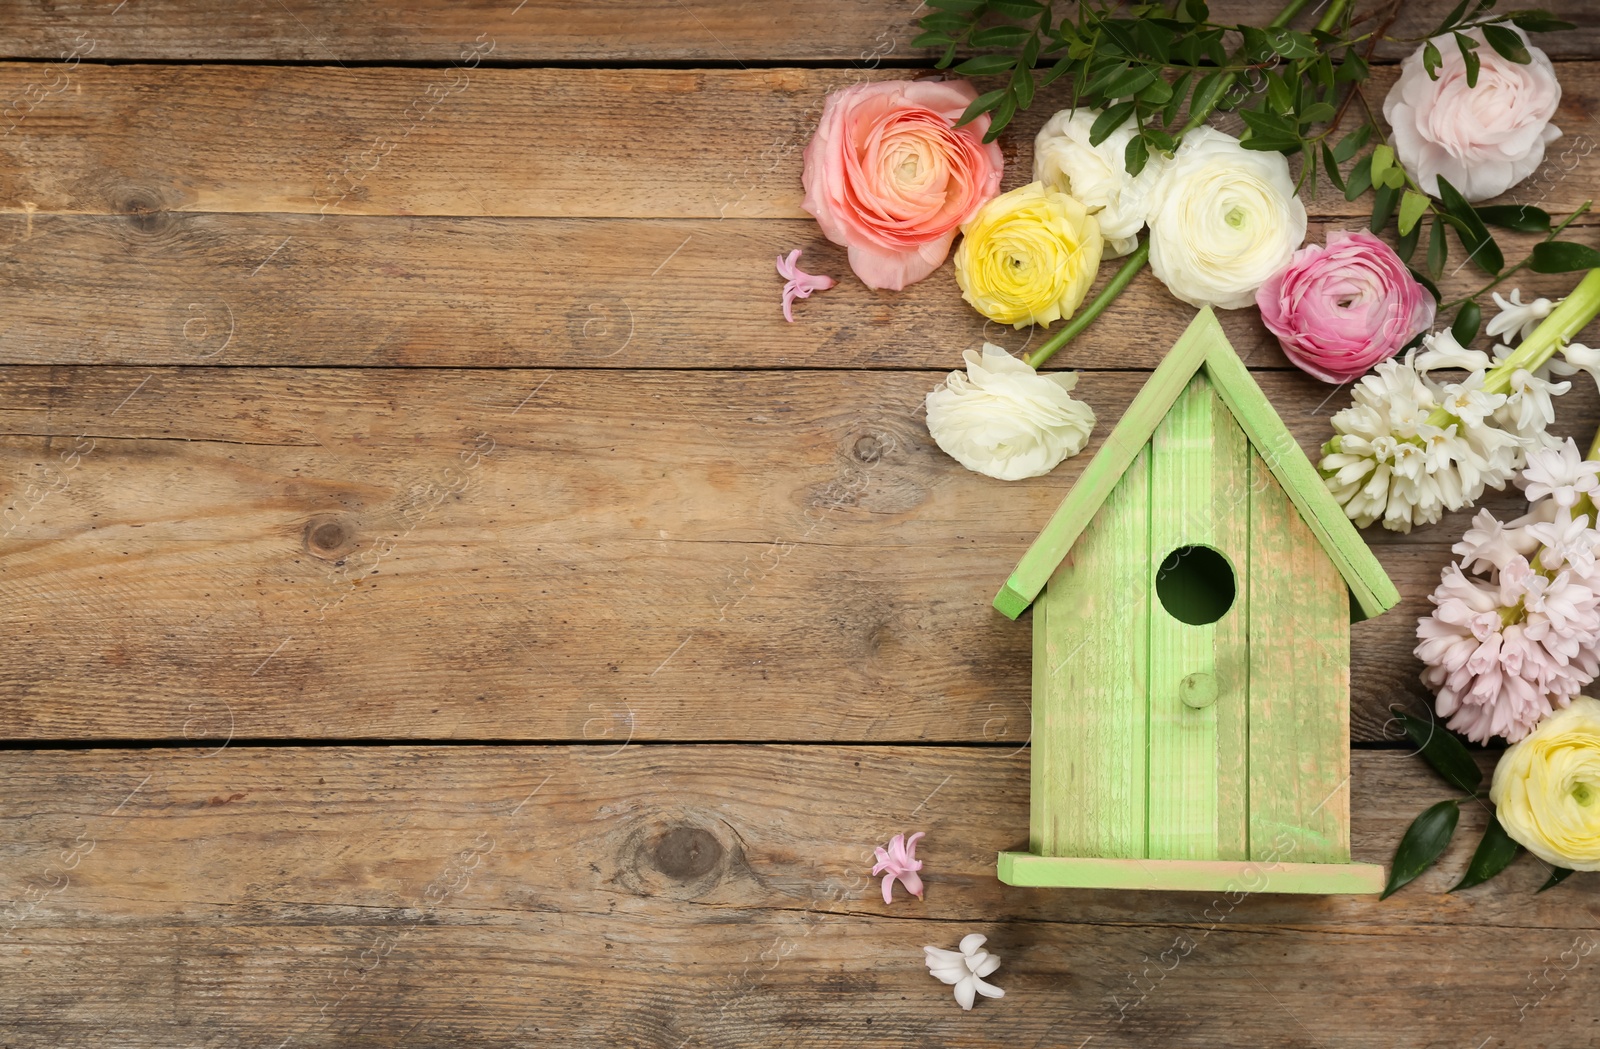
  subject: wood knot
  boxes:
[852,434,886,464]
[649,826,723,882]
[303,514,357,560]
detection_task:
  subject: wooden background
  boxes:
[2,2,1598,1045]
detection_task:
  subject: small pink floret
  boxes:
[872,831,925,904]
[776,249,836,323]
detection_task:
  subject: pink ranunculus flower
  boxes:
[1384,24,1562,202]
[1256,230,1436,384]
[801,80,1003,291]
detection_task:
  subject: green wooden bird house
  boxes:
[994,309,1399,894]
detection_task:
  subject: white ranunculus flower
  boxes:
[1033,107,1166,257]
[1145,126,1308,310]
[1384,24,1561,202]
[925,344,1095,480]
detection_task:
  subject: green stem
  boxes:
[1268,0,1315,27]
[1589,422,1600,463]
[1025,240,1151,369]
[1312,0,1350,33]
[1424,268,1600,428]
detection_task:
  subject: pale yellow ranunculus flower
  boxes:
[1490,695,1600,871]
[953,182,1103,329]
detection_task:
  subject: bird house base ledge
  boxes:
[997,852,1386,895]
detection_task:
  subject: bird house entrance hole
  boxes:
[1156,545,1235,625]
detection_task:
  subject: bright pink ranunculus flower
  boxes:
[801,80,1003,292]
[1256,230,1437,384]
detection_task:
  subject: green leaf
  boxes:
[986,0,1044,16]
[1427,215,1448,279]
[1239,107,1301,152]
[1099,65,1159,99]
[1396,212,1422,261]
[1483,22,1531,63]
[1335,50,1369,82]
[1189,70,1228,123]
[1511,12,1579,33]
[1160,71,1191,125]
[1384,799,1460,899]
[1370,182,1401,234]
[1144,126,1175,153]
[1538,865,1577,892]
[1011,61,1036,110]
[1125,134,1150,177]
[1394,709,1483,794]
[1474,203,1552,232]
[919,11,973,31]
[1398,189,1430,236]
[1082,58,1131,96]
[1264,70,1293,114]
[1332,124,1371,164]
[1321,142,1346,193]
[1411,265,1442,302]
[937,41,959,68]
[911,31,957,48]
[1452,299,1482,345]
[1435,175,1504,275]
[1299,101,1337,126]
[1423,40,1443,78]
[1240,26,1273,62]
[1184,0,1209,20]
[1370,143,1395,187]
[1268,29,1320,60]
[1344,153,1373,201]
[953,88,1007,127]
[1450,815,1521,891]
[1531,240,1600,272]
[1038,54,1074,88]
[982,89,1018,142]
[1455,31,1481,87]
[970,24,1034,47]
[954,53,1018,76]
[1138,75,1173,105]
[1130,19,1171,62]
[1089,100,1138,145]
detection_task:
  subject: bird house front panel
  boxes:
[1032,370,1353,867]
[1146,373,1250,862]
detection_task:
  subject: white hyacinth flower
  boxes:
[1486,289,1557,344]
[924,933,1005,1010]
[1547,340,1600,394]
[1321,352,1529,532]
[1416,328,1491,373]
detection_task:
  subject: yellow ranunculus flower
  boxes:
[1490,695,1600,871]
[953,181,1103,329]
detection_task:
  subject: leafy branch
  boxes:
[1383,709,1571,897]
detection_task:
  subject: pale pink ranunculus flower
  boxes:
[1256,229,1436,383]
[1384,24,1562,202]
[801,80,1003,291]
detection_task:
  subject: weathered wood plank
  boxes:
[0,64,1595,219]
[1147,375,1251,861]
[1248,452,1352,864]
[0,745,1594,1048]
[2,1,1593,61]
[1032,445,1150,859]
[0,366,1594,742]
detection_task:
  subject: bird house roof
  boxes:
[993,308,1399,623]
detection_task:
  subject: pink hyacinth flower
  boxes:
[872,831,925,904]
[775,249,836,323]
